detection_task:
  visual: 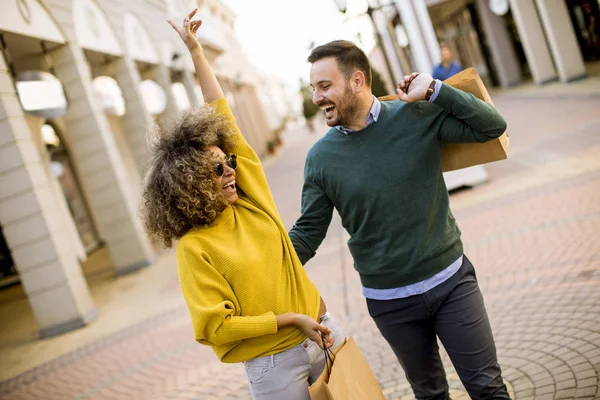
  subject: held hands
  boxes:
[167,8,203,53]
[397,72,434,103]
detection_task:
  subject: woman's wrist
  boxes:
[275,312,299,330]
[189,46,204,57]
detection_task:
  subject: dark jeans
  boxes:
[366,256,510,400]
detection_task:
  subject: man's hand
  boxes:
[396,72,434,103]
[167,8,203,53]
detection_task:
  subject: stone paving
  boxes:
[0,92,599,399]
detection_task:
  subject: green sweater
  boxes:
[289,83,507,289]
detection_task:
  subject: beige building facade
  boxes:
[370,0,598,88]
[0,0,279,338]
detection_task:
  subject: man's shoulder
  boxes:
[380,98,406,111]
[378,98,415,120]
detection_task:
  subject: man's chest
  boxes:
[319,135,438,201]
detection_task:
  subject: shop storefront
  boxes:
[566,0,600,62]
[423,0,594,86]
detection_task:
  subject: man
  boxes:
[288,40,510,400]
[432,45,462,80]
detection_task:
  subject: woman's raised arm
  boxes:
[168,8,224,104]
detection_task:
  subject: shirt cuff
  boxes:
[428,79,443,103]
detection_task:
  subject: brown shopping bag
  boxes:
[379,68,509,172]
[309,337,386,400]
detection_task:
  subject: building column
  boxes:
[242,85,273,157]
[114,56,154,172]
[51,44,155,275]
[475,0,522,87]
[246,85,275,144]
[410,0,441,66]
[395,0,433,73]
[0,55,97,338]
[232,83,266,157]
[182,70,202,105]
[534,0,587,82]
[154,64,180,122]
[374,11,405,83]
[508,0,557,84]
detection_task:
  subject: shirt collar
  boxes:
[335,96,381,134]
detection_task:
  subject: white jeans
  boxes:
[243,312,345,400]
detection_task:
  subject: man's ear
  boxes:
[353,71,367,93]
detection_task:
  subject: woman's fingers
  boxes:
[190,19,202,34]
[187,8,198,21]
[316,324,331,335]
[167,19,178,31]
[316,324,331,349]
[326,336,336,349]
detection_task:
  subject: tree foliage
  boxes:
[300,82,319,121]
[371,68,389,98]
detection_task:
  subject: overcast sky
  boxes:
[221,0,376,90]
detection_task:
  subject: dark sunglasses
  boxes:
[213,154,237,177]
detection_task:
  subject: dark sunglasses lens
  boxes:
[227,156,237,170]
[214,163,224,176]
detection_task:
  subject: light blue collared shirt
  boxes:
[362,256,463,300]
[335,80,443,134]
[335,95,381,134]
[335,81,461,300]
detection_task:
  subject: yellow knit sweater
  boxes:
[176,98,321,363]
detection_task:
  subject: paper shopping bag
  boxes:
[309,337,386,400]
[378,68,509,172]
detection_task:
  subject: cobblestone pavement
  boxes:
[1,93,599,399]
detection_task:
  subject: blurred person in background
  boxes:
[432,45,462,81]
[140,9,344,400]
[289,40,510,400]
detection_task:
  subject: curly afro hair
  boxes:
[140,104,236,247]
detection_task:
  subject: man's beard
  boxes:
[323,84,360,127]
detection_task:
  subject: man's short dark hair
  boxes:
[308,40,372,87]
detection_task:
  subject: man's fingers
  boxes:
[396,89,410,102]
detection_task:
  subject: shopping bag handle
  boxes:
[321,332,336,378]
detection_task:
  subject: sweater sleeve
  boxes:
[210,98,278,215]
[428,82,507,144]
[176,238,278,346]
[288,153,334,265]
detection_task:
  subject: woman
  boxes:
[140,9,344,400]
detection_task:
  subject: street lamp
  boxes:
[333,0,397,90]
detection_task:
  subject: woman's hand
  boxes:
[276,313,335,349]
[295,314,336,349]
[167,8,203,53]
